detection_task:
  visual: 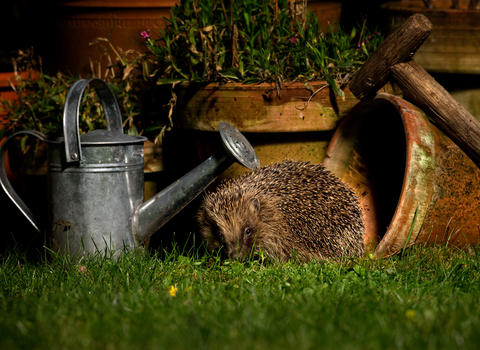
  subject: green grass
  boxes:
[1,240,480,350]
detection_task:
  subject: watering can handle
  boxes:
[63,78,123,163]
[0,130,49,233]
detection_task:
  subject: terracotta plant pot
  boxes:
[0,73,17,178]
[323,93,480,256]
[53,0,179,76]
[173,81,401,182]
[291,1,342,32]
[381,0,480,74]
[307,1,342,31]
[0,71,39,183]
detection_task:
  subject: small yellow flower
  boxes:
[168,285,178,297]
[368,254,374,260]
[405,309,416,319]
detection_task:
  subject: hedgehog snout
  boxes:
[224,243,239,259]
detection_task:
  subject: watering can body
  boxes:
[47,130,146,257]
[0,78,259,259]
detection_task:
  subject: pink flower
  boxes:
[291,37,298,44]
[141,29,151,40]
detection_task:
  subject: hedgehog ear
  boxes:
[251,197,261,213]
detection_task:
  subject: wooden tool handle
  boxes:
[350,13,432,100]
[391,60,480,166]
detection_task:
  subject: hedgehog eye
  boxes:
[244,227,252,236]
[216,231,224,240]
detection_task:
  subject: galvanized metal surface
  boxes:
[219,121,260,170]
[48,141,145,258]
[63,78,125,163]
[0,130,49,233]
[323,93,480,257]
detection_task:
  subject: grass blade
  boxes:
[401,204,419,259]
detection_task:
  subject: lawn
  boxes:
[1,238,479,350]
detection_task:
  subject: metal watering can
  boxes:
[0,78,260,258]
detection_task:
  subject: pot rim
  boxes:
[381,0,480,13]
[175,80,331,91]
[59,0,180,8]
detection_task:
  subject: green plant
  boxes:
[145,0,383,97]
[0,46,172,143]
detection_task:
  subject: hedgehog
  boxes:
[196,159,365,262]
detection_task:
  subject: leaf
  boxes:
[21,135,27,151]
[353,265,366,277]
[202,25,214,32]
[243,12,250,31]
[336,61,362,69]
[324,70,345,98]
[350,27,357,40]
[127,124,139,136]
[108,83,121,94]
[296,18,305,38]
[188,27,196,46]
[218,49,226,68]
[144,123,163,132]
[361,43,369,56]
[303,82,315,93]
[170,6,179,31]
[220,67,243,80]
[156,78,185,85]
[401,204,419,259]
[187,53,200,66]
[86,118,94,131]
[122,65,135,81]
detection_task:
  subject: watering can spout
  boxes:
[132,122,260,244]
